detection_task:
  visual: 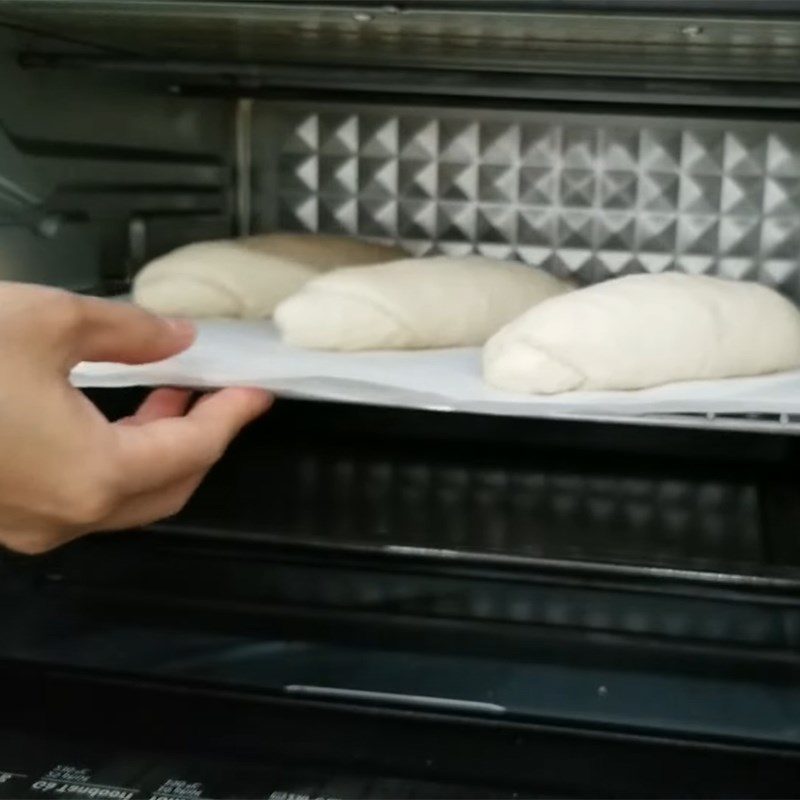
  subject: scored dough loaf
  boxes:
[274,255,573,351]
[483,272,800,394]
[132,234,406,319]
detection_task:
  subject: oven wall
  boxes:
[0,27,234,291]
[1,24,800,302]
[252,99,800,299]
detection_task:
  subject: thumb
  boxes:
[69,296,196,367]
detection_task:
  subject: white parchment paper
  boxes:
[69,318,800,425]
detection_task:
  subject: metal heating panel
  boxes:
[256,102,800,300]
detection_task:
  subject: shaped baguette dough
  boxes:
[132,234,405,319]
[483,272,800,394]
[274,255,573,350]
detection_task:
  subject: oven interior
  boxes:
[1,2,800,797]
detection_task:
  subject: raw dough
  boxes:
[240,233,406,270]
[483,272,800,394]
[132,234,405,319]
[274,255,573,350]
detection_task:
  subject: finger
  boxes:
[0,528,69,556]
[3,465,205,551]
[98,470,207,531]
[115,387,272,493]
[186,387,273,444]
[68,295,196,367]
[116,388,194,426]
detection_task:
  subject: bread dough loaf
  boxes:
[274,255,573,350]
[483,272,800,394]
[240,233,406,270]
[132,234,405,319]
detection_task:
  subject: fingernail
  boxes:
[166,317,196,340]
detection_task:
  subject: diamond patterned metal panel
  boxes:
[269,107,800,297]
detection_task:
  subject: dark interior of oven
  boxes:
[1,2,800,798]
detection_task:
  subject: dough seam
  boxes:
[295,285,421,342]
[138,272,247,315]
[515,336,588,391]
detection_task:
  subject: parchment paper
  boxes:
[70,318,800,426]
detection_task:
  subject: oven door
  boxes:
[1,394,800,800]
[1,556,800,800]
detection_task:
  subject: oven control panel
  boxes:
[0,731,513,800]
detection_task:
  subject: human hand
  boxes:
[0,282,272,554]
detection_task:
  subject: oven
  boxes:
[0,3,799,797]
